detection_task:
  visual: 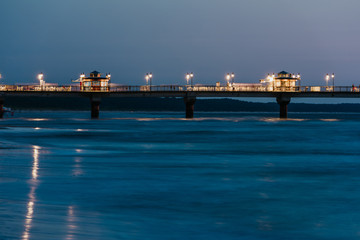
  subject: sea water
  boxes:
[1,111,360,240]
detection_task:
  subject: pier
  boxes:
[0,84,359,119]
[0,70,358,119]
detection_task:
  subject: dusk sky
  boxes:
[1,0,360,86]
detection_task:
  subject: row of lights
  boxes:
[144,72,234,87]
[1,72,336,87]
[3,72,230,86]
[75,72,334,89]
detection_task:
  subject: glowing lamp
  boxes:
[325,74,330,81]
[37,73,44,81]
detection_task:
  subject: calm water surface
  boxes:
[1,111,360,240]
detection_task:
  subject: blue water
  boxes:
[1,111,360,240]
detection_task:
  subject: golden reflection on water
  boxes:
[22,146,41,240]
[73,157,83,176]
[76,129,89,132]
[67,158,81,239]
[320,119,340,122]
[32,146,39,180]
[26,118,49,122]
[22,186,36,240]
[261,117,307,122]
[66,206,77,240]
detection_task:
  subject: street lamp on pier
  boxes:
[231,72,235,84]
[225,73,231,86]
[78,73,85,91]
[106,73,111,91]
[145,72,153,90]
[37,73,45,90]
[266,73,275,91]
[186,72,194,87]
[325,73,330,89]
[145,74,149,85]
[186,73,190,85]
[297,73,301,90]
[331,73,335,92]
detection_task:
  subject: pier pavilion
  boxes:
[78,71,111,92]
[260,71,300,92]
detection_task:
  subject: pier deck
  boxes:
[1,85,360,118]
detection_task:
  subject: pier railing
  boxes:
[0,84,357,93]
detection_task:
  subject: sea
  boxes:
[1,111,360,240]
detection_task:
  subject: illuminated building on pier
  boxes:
[78,71,111,91]
[260,71,300,91]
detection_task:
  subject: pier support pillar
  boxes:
[0,99,3,119]
[276,96,291,119]
[90,97,101,119]
[184,97,196,119]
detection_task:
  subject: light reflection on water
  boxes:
[73,157,83,176]
[22,146,40,240]
[31,146,40,181]
[1,111,360,240]
[66,206,77,240]
[25,118,50,122]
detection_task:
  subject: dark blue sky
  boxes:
[1,0,360,86]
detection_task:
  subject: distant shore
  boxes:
[4,96,360,113]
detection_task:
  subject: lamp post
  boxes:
[186,72,194,87]
[266,73,270,91]
[145,73,149,86]
[145,73,153,91]
[231,72,235,84]
[106,73,111,91]
[186,73,190,86]
[149,72,152,90]
[267,73,275,91]
[297,73,301,91]
[37,73,44,90]
[225,73,231,86]
[149,73,153,87]
[331,73,335,92]
[79,73,85,91]
[325,73,330,90]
